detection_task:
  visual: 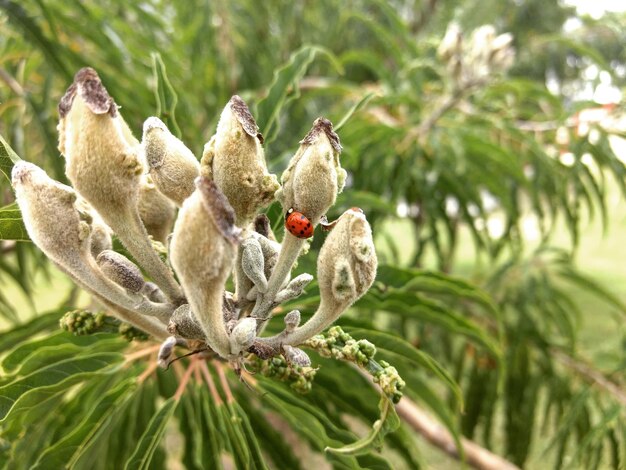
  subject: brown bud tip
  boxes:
[300,118,342,154]
[253,214,271,237]
[59,67,117,118]
[195,176,241,244]
[229,95,264,143]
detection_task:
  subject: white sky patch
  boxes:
[564,0,626,19]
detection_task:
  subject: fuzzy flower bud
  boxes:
[201,96,279,225]
[274,273,314,304]
[265,209,376,347]
[142,117,200,206]
[317,209,377,310]
[167,304,205,340]
[13,161,93,268]
[58,67,142,216]
[282,345,311,367]
[157,336,178,369]
[241,237,268,293]
[57,67,183,304]
[276,118,346,225]
[284,310,301,332]
[137,175,176,244]
[229,317,257,355]
[96,250,145,294]
[170,176,240,358]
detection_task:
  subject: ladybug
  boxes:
[285,208,314,238]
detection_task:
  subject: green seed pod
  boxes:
[276,118,346,225]
[137,175,176,244]
[142,116,200,206]
[200,96,279,225]
[96,250,145,294]
[169,176,240,358]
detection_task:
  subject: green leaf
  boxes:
[0,310,64,352]
[0,352,124,422]
[2,330,123,374]
[0,133,21,184]
[255,45,340,144]
[334,92,376,132]
[31,379,137,469]
[0,203,28,241]
[151,52,181,138]
[124,397,179,470]
[326,396,400,455]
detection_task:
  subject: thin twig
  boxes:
[396,396,520,470]
[137,360,160,383]
[174,360,197,401]
[214,361,235,404]
[200,361,224,405]
[552,349,626,407]
[124,344,161,363]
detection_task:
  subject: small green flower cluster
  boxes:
[305,326,405,403]
[254,355,317,394]
[60,310,148,341]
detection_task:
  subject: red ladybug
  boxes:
[285,208,313,238]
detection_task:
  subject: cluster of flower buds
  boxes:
[305,326,405,403]
[60,310,148,341]
[437,24,515,86]
[12,67,379,372]
[254,354,317,394]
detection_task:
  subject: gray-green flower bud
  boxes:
[13,161,93,269]
[167,303,205,340]
[58,67,143,216]
[137,175,176,244]
[169,176,240,358]
[282,345,311,367]
[200,96,279,225]
[229,317,257,355]
[284,310,301,332]
[274,273,313,304]
[142,116,200,206]
[96,249,145,294]
[241,236,268,293]
[276,118,346,225]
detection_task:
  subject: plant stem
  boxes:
[252,232,305,332]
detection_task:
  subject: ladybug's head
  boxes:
[285,207,295,220]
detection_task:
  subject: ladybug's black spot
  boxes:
[291,225,296,229]
[300,230,304,235]
[306,223,311,228]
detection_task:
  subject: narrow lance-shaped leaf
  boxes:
[124,397,179,470]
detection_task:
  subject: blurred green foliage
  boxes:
[1,1,626,468]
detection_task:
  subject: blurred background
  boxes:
[1,0,626,468]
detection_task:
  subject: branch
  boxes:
[396,396,520,470]
[552,349,626,407]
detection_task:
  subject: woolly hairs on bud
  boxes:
[169,176,240,358]
[142,116,200,207]
[201,96,279,225]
